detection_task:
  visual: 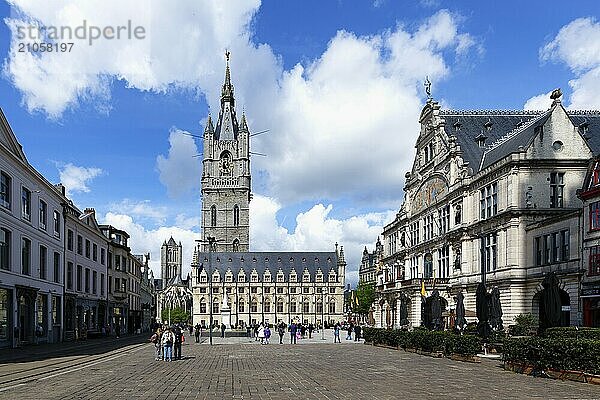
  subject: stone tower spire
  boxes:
[160,237,183,289]
[201,51,251,253]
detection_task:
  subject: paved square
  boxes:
[1,333,598,400]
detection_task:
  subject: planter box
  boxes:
[506,362,599,386]
[505,361,534,375]
[585,373,600,385]
[450,354,481,363]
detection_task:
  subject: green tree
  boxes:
[353,281,376,316]
[161,307,190,324]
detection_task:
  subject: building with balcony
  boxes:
[100,225,131,336]
[375,91,600,330]
[63,205,108,340]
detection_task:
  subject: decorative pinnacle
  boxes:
[221,50,234,104]
[424,76,432,99]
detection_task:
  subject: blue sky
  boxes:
[1,0,599,284]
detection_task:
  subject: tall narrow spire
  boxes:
[221,50,234,106]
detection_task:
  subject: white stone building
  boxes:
[156,237,192,324]
[63,205,108,340]
[375,91,600,330]
[0,109,66,347]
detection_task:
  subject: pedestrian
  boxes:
[257,323,265,344]
[278,322,285,344]
[115,323,121,339]
[289,322,297,344]
[221,323,226,338]
[162,328,175,362]
[346,322,353,340]
[150,328,162,361]
[308,323,314,339]
[194,323,201,343]
[254,324,259,341]
[334,323,341,343]
[300,324,306,339]
[174,326,183,360]
[264,325,271,344]
[354,324,362,341]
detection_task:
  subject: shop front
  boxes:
[582,285,600,327]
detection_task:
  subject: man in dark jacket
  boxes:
[277,322,285,344]
[290,322,297,344]
[354,324,362,341]
[174,326,183,360]
[221,323,226,338]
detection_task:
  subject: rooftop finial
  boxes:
[550,88,562,104]
[424,76,432,99]
[225,49,230,63]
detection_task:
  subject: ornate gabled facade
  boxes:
[358,237,383,285]
[376,91,600,330]
[200,52,251,253]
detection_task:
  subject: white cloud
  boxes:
[108,199,167,224]
[102,211,199,280]
[156,128,202,198]
[523,90,553,111]
[57,162,102,196]
[6,3,477,206]
[526,17,600,110]
[250,194,395,285]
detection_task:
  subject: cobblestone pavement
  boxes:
[1,331,599,400]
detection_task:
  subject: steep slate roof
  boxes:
[440,109,600,173]
[197,251,339,281]
[570,112,600,154]
[440,110,542,172]
[480,111,552,170]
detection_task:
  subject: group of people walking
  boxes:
[150,321,363,357]
[150,325,186,362]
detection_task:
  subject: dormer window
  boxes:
[484,118,493,131]
[579,121,589,137]
[475,132,487,148]
[453,120,462,131]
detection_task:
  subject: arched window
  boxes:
[316,300,323,314]
[251,300,258,313]
[233,205,240,226]
[212,299,219,314]
[210,205,217,227]
[200,299,207,313]
[277,299,284,313]
[238,301,245,313]
[264,299,271,313]
[232,239,239,252]
[329,301,336,314]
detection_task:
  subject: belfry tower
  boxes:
[200,52,251,252]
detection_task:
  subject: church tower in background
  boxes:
[200,52,251,252]
[160,237,182,289]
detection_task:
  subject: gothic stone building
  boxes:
[191,55,346,328]
[156,237,192,323]
[375,92,600,329]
